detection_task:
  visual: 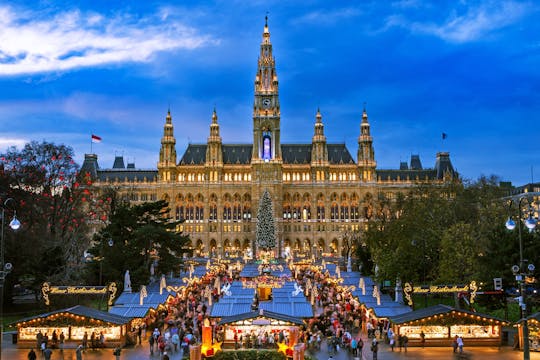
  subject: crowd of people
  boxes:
[25,259,448,360]
[129,261,395,359]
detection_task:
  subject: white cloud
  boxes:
[292,7,362,26]
[386,1,531,43]
[0,5,216,76]
[0,137,27,150]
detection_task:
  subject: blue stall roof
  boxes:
[259,302,313,318]
[210,302,253,317]
[114,292,173,307]
[109,305,153,318]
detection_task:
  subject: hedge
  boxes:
[211,350,287,360]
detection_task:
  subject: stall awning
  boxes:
[517,312,540,324]
[210,302,253,317]
[389,304,509,325]
[114,292,173,306]
[12,305,131,326]
[259,302,313,318]
[108,305,153,318]
[218,310,304,326]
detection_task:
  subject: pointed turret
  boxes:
[252,16,282,163]
[206,108,223,168]
[158,109,177,182]
[311,108,329,167]
[357,107,376,182]
[435,152,456,180]
[81,153,99,180]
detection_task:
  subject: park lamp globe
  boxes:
[9,213,20,230]
[525,214,537,231]
[505,217,516,231]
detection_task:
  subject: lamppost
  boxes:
[342,229,359,272]
[412,238,428,307]
[1,198,21,359]
[504,191,540,360]
[99,236,114,286]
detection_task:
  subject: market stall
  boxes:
[13,305,132,347]
[389,304,508,347]
[217,309,304,348]
[518,312,540,351]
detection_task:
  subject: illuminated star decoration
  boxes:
[201,341,222,357]
[277,341,294,357]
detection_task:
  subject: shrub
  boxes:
[211,350,286,360]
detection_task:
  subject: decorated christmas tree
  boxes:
[256,189,276,255]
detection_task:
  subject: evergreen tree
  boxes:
[88,200,191,289]
[256,189,276,250]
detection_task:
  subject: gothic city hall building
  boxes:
[82,19,456,259]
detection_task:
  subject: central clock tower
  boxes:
[252,16,282,163]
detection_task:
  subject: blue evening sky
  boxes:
[0,1,538,185]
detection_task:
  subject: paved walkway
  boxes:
[4,337,540,360]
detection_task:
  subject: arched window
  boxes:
[262,130,272,160]
[176,206,184,220]
[331,203,339,221]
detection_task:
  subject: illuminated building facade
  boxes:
[82,19,457,258]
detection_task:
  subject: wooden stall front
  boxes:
[217,310,304,349]
[13,305,132,348]
[518,312,540,351]
[389,304,508,347]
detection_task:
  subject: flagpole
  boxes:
[91,135,93,154]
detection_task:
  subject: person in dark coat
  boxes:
[27,348,37,360]
[371,339,378,360]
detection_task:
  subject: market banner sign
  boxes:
[41,282,117,306]
[403,281,478,306]
[242,275,285,289]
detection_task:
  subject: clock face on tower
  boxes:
[262,98,271,109]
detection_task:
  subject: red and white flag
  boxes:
[91,134,102,143]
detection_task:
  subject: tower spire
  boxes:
[312,108,328,167]
[158,109,177,182]
[252,16,282,163]
[357,106,376,182]
[206,108,223,167]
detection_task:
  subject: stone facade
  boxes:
[82,19,456,259]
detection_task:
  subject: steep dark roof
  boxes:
[179,143,354,165]
[282,144,311,164]
[377,169,437,181]
[97,169,158,182]
[113,156,125,169]
[435,152,454,179]
[223,145,252,164]
[179,144,207,165]
[410,154,422,170]
[81,154,99,179]
[12,305,131,326]
[327,144,355,164]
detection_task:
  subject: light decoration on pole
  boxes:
[504,191,540,360]
[1,197,20,358]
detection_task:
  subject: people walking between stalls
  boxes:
[452,335,458,353]
[457,335,464,353]
[371,338,379,360]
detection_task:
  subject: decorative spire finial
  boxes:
[212,107,218,123]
